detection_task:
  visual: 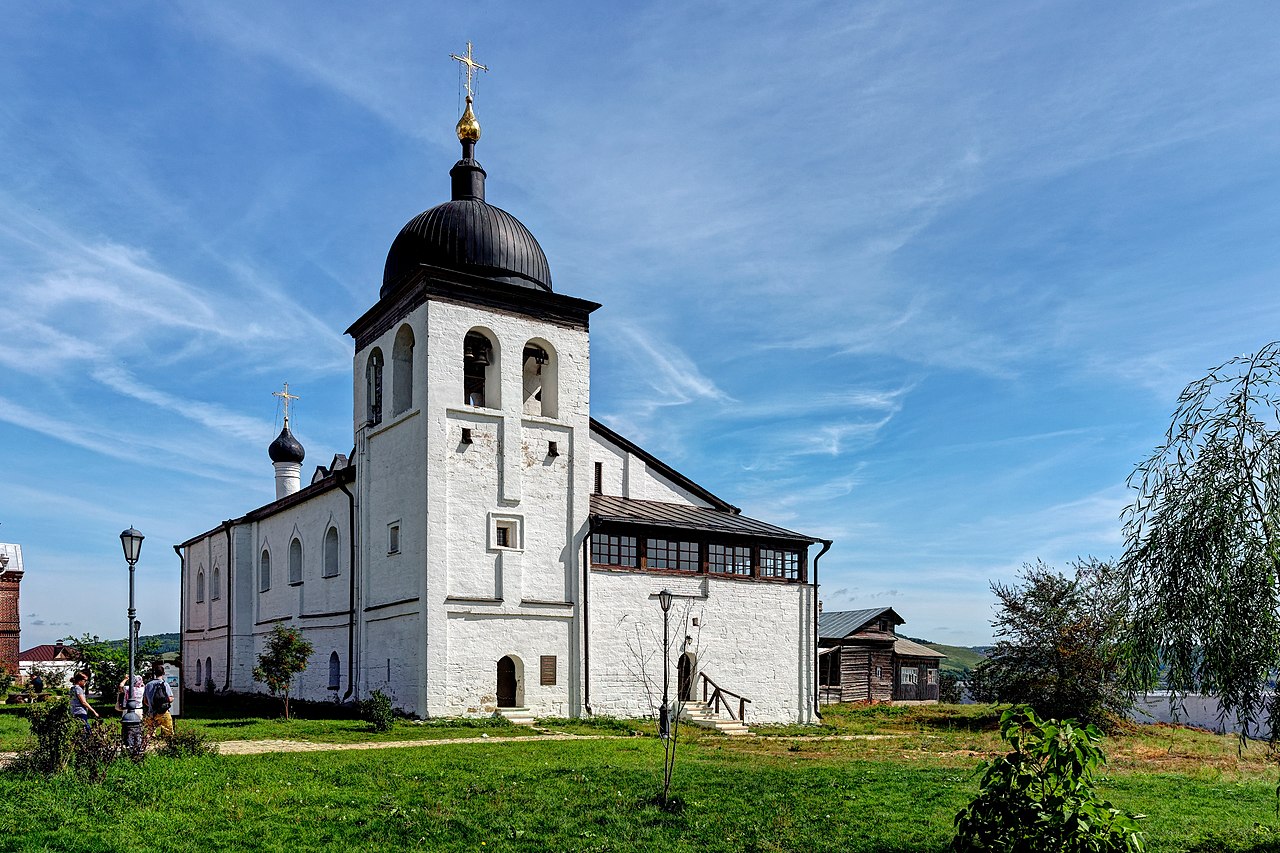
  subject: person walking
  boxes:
[69,672,99,732]
[143,662,174,739]
[117,673,145,751]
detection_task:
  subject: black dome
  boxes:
[268,424,305,464]
[382,198,552,298]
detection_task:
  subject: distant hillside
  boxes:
[905,637,987,676]
[86,632,181,656]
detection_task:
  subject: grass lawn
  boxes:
[1,703,1278,851]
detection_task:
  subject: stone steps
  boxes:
[496,706,537,726]
[680,701,752,736]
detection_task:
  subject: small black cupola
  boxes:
[268,419,305,465]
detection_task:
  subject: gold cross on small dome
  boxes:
[449,41,488,99]
[272,382,300,423]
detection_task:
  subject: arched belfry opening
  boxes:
[496,655,522,708]
[522,340,557,418]
[392,325,414,415]
[366,348,384,426]
[463,330,498,408]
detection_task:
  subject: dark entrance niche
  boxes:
[677,653,694,701]
[497,655,517,708]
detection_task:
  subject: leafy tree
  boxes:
[64,633,159,696]
[252,624,314,720]
[1121,341,1280,741]
[952,706,1145,852]
[968,559,1131,726]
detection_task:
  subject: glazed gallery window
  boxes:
[591,534,637,568]
[760,548,799,580]
[708,544,751,576]
[645,538,699,572]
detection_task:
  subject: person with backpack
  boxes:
[143,661,174,739]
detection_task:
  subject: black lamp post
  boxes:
[119,527,144,727]
[658,588,674,739]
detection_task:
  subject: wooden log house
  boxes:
[818,607,946,703]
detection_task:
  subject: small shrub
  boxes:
[156,728,218,758]
[952,705,1145,853]
[362,690,395,733]
[14,697,76,774]
[71,721,125,783]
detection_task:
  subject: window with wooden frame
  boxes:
[759,548,799,580]
[645,538,699,572]
[899,667,918,685]
[591,533,637,568]
[707,543,751,576]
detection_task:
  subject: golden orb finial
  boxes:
[456,95,481,143]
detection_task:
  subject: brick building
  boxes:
[0,544,24,679]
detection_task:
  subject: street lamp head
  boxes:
[119,527,145,566]
[658,588,674,613]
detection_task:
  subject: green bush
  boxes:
[12,696,76,775]
[361,690,395,733]
[952,705,1145,853]
[156,728,218,758]
[71,720,125,783]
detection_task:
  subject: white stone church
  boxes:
[177,87,830,725]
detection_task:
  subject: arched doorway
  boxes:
[677,653,695,701]
[497,656,518,708]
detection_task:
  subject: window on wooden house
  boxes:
[927,669,937,685]
[591,533,637,568]
[899,668,918,685]
[708,544,751,576]
[646,538,700,572]
[366,348,384,426]
[760,548,799,580]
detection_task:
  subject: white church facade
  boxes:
[177,86,831,725]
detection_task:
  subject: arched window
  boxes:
[211,566,221,600]
[366,347,384,426]
[196,658,203,687]
[288,537,303,585]
[392,324,414,415]
[205,657,212,688]
[259,548,271,592]
[522,340,558,418]
[328,651,341,690]
[323,527,340,578]
[463,330,498,408]
[196,569,205,604]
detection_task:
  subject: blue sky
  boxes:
[3,2,1279,649]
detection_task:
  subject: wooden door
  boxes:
[678,654,694,701]
[497,656,517,708]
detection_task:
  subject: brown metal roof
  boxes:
[589,494,821,544]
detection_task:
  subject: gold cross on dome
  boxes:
[449,41,488,99]
[272,382,300,422]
